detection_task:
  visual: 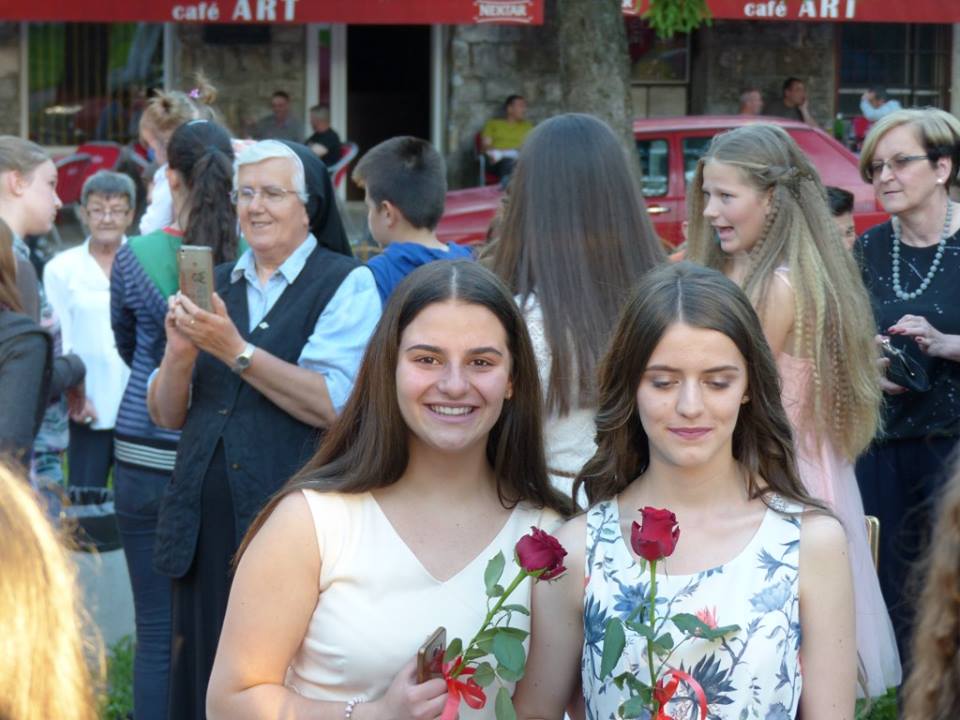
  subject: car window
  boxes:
[682,136,713,186]
[635,138,669,197]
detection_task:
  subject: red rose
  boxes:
[515,527,568,580]
[631,506,680,562]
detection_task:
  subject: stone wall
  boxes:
[0,24,21,136]
[172,25,307,139]
[446,22,563,188]
[690,20,838,126]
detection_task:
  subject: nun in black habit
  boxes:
[150,139,382,720]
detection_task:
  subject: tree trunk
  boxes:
[553,0,635,153]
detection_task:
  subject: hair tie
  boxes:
[189,87,201,99]
[778,166,813,199]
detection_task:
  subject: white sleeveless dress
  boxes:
[284,490,561,719]
[581,496,803,720]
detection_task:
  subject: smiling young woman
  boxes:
[513,262,856,720]
[205,261,571,720]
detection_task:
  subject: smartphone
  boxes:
[416,626,446,683]
[178,246,214,312]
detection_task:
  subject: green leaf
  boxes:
[490,584,505,597]
[671,612,711,636]
[496,627,529,641]
[655,632,674,650]
[672,613,740,641]
[500,603,530,615]
[496,663,523,682]
[621,695,650,719]
[600,618,626,679]
[443,637,463,664]
[624,619,655,641]
[473,661,496,688]
[484,551,506,595]
[493,632,525,673]
[495,687,518,720]
[464,645,487,662]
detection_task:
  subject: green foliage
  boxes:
[495,686,518,720]
[640,0,713,39]
[856,689,898,720]
[492,632,526,675]
[99,635,134,720]
[484,551,506,596]
[671,613,740,641]
[600,618,626,679]
[444,637,463,664]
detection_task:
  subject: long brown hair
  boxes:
[574,261,822,511]
[0,217,22,312]
[239,261,572,559]
[487,113,665,416]
[686,123,881,460]
[0,462,103,720]
[902,452,960,719]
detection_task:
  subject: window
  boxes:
[626,17,689,118]
[837,23,951,116]
[682,137,712,187]
[636,138,669,197]
[29,23,164,146]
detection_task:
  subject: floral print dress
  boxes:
[582,496,802,720]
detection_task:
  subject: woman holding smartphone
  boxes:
[110,119,236,720]
[514,263,856,719]
[206,261,571,719]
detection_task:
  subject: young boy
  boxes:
[825,185,856,251]
[354,136,472,303]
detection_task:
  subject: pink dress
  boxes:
[777,352,901,696]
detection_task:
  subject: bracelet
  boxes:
[344,695,366,720]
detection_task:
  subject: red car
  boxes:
[437,115,887,247]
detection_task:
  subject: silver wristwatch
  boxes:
[231,342,256,374]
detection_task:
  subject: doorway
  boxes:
[346,25,431,199]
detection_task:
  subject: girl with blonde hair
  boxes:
[138,73,221,234]
[686,122,900,696]
[0,461,103,720]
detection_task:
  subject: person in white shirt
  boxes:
[43,171,134,487]
[860,86,904,122]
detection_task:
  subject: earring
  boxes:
[937,178,945,185]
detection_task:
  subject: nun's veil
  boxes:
[278,140,353,258]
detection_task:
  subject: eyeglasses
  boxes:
[867,154,931,180]
[86,207,131,220]
[230,186,301,205]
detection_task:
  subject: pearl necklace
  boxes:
[891,200,953,301]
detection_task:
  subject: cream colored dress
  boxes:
[284,490,561,717]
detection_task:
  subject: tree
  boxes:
[553,0,635,152]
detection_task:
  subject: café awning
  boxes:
[625,0,960,23]
[0,0,543,24]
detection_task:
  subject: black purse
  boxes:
[881,337,931,393]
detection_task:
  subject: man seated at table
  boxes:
[481,94,533,183]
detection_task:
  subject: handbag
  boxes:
[881,337,931,393]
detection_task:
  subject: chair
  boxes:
[75,141,124,184]
[475,131,498,187]
[329,142,359,192]
[55,153,93,208]
[865,515,880,570]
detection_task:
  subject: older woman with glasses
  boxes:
[148,139,380,720]
[44,171,135,488]
[855,107,960,662]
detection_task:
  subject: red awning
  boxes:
[625,0,960,23]
[0,0,543,24]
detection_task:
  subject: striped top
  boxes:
[110,237,180,471]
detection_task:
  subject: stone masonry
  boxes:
[690,20,838,126]
[172,24,307,140]
[446,21,563,188]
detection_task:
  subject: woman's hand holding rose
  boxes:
[360,658,448,720]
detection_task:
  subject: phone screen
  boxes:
[416,627,446,683]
